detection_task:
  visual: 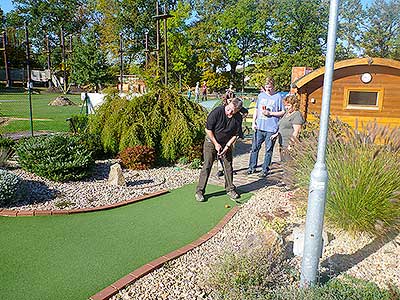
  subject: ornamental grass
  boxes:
[284,121,400,236]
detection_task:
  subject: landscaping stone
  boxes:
[48,96,75,106]
[108,163,126,186]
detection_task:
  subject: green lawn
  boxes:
[0,91,82,134]
[0,183,251,300]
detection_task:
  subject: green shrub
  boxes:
[16,134,95,182]
[206,233,291,300]
[118,145,156,170]
[177,156,189,165]
[189,158,202,169]
[0,137,16,167]
[0,170,26,206]
[284,123,400,235]
[300,113,351,140]
[187,144,203,161]
[76,132,106,160]
[68,114,89,133]
[0,137,16,148]
[271,275,398,300]
[87,87,207,163]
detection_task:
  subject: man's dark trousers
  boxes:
[196,139,235,195]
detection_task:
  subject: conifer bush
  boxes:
[118,146,156,170]
[16,134,95,182]
[87,87,207,163]
[284,122,400,235]
[0,170,26,206]
[0,137,15,167]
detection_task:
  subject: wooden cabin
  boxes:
[291,57,400,128]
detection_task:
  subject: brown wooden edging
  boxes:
[89,205,241,300]
[0,190,169,217]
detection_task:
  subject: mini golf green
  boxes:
[0,184,251,300]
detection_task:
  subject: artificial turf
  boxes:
[0,183,252,300]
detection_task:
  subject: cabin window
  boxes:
[344,88,384,111]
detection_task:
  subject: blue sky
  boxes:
[1,0,374,14]
[1,0,14,14]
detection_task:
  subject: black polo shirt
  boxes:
[206,106,241,146]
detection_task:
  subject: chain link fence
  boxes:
[0,84,83,138]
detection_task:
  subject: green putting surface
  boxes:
[0,184,251,300]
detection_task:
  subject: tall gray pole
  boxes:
[46,34,52,88]
[60,27,67,93]
[25,22,34,137]
[163,3,168,86]
[300,0,339,287]
[119,32,123,93]
[155,1,160,74]
[2,31,11,87]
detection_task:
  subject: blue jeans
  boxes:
[248,130,276,173]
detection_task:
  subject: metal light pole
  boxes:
[24,21,34,137]
[60,27,67,93]
[45,34,52,88]
[155,1,160,74]
[153,2,172,86]
[1,31,11,87]
[144,30,149,68]
[300,0,340,287]
[119,32,124,93]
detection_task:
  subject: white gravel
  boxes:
[4,160,200,211]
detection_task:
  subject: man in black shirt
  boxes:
[195,98,243,202]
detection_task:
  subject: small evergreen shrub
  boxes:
[187,144,203,162]
[285,123,400,235]
[0,137,15,148]
[0,170,25,206]
[76,132,106,160]
[177,156,189,165]
[16,134,95,182]
[118,145,156,170]
[189,158,202,169]
[68,114,89,133]
[0,137,16,167]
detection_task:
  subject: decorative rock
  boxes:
[292,225,329,257]
[48,96,75,106]
[108,163,126,186]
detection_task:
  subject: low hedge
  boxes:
[16,134,95,182]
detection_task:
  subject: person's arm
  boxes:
[220,135,238,155]
[287,124,302,149]
[292,124,302,139]
[267,110,285,117]
[270,132,279,140]
[252,107,258,130]
[205,128,222,154]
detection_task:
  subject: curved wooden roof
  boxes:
[293,57,400,88]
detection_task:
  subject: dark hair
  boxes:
[230,98,243,110]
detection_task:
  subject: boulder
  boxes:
[108,163,126,186]
[48,96,75,106]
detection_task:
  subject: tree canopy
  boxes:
[2,0,400,91]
